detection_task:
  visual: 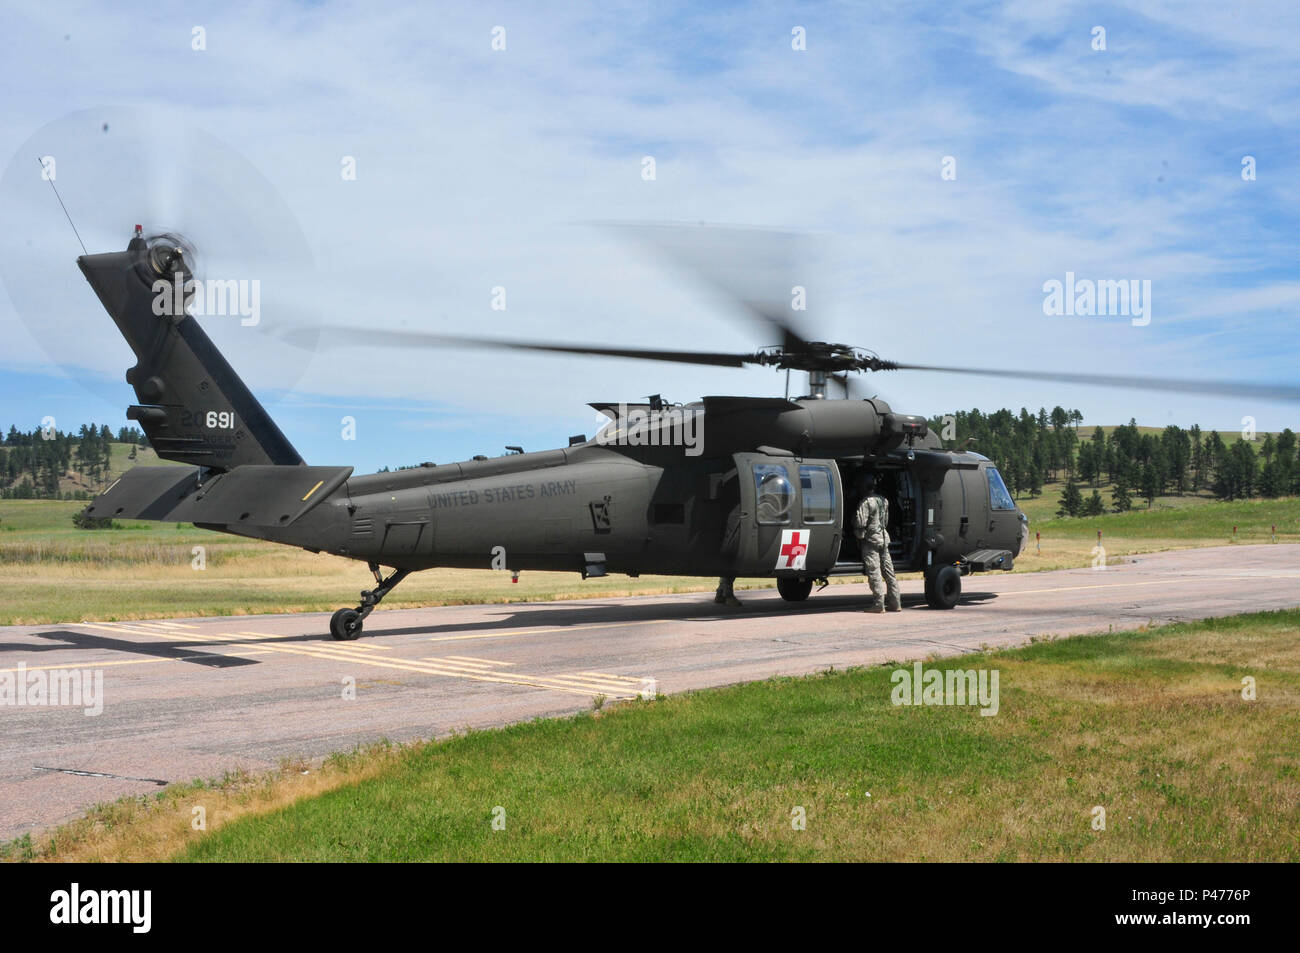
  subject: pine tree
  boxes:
[1140,462,1160,507]
[1111,477,1132,513]
[1083,489,1105,516]
[1057,479,1082,518]
[1259,460,1283,498]
[1077,441,1094,485]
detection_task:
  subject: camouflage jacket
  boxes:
[853,494,889,548]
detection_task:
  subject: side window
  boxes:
[754,464,793,525]
[987,467,1015,511]
[799,465,836,523]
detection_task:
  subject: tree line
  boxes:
[4,410,1297,513]
[0,423,147,500]
[927,407,1298,516]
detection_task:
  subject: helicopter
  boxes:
[79,226,1299,640]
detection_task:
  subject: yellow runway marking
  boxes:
[1,647,277,673]
[420,656,647,697]
[578,670,647,681]
[33,627,644,697]
[443,655,515,666]
[68,623,277,658]
[0,657,175,674]
[75,622,222,642]
[427,619,665,643]
[541,673,646,692]
[232,642,612,695]
[237,632,391,651]
[426,656,512,671]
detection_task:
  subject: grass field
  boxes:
[10,609,1297,862]
[1,495,1298,625]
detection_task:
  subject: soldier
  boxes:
[853,473,901,612]
[714,575,742,607]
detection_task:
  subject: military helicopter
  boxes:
[79,225,1299,640]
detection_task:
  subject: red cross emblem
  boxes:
[777,529,809,569]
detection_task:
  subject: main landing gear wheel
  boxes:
[924,564,962,610]
[330,608,362,640]
[329,564,412,640]
[777,577,813,602]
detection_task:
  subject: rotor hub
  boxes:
[757,343,894,375]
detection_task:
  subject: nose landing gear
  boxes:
[330,563,412,640]
[924,563,962,610]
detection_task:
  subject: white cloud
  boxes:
[1,0,1297,467]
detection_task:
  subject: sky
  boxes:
[1,0,1298,472]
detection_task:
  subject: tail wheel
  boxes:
[330,607,363,640]
[777,577,813,602]
[924,564,961,610]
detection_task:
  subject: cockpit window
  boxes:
[987,467,1015,511]
[799,465,836,523]
[754,464,793,525]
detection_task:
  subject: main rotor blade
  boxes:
[891,363,1300,403]
[600,222,816,351]
[309,327,757,368]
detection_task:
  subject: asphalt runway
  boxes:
[2,543,1298,841]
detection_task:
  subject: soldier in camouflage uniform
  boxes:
[853,474,900,613]
[714,575,742,607]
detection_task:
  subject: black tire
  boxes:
[777,577,813,602]
[924,564,961,610]
[330,607,363,640]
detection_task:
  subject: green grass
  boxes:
[1017,490,1300,539]
[157,610,1300,862]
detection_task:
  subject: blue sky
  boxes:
[1,1,1298,471]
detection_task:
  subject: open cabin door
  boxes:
[732,452,842,577]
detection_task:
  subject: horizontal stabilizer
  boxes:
[87,465,352,526]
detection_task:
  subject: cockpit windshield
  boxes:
[987,467,1016,511]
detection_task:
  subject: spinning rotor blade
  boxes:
[308,326,757,368]
[889,363,1300,403]
[600,222,817,351]
[0,106,320,401]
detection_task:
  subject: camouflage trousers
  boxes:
[861,539,900,610]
